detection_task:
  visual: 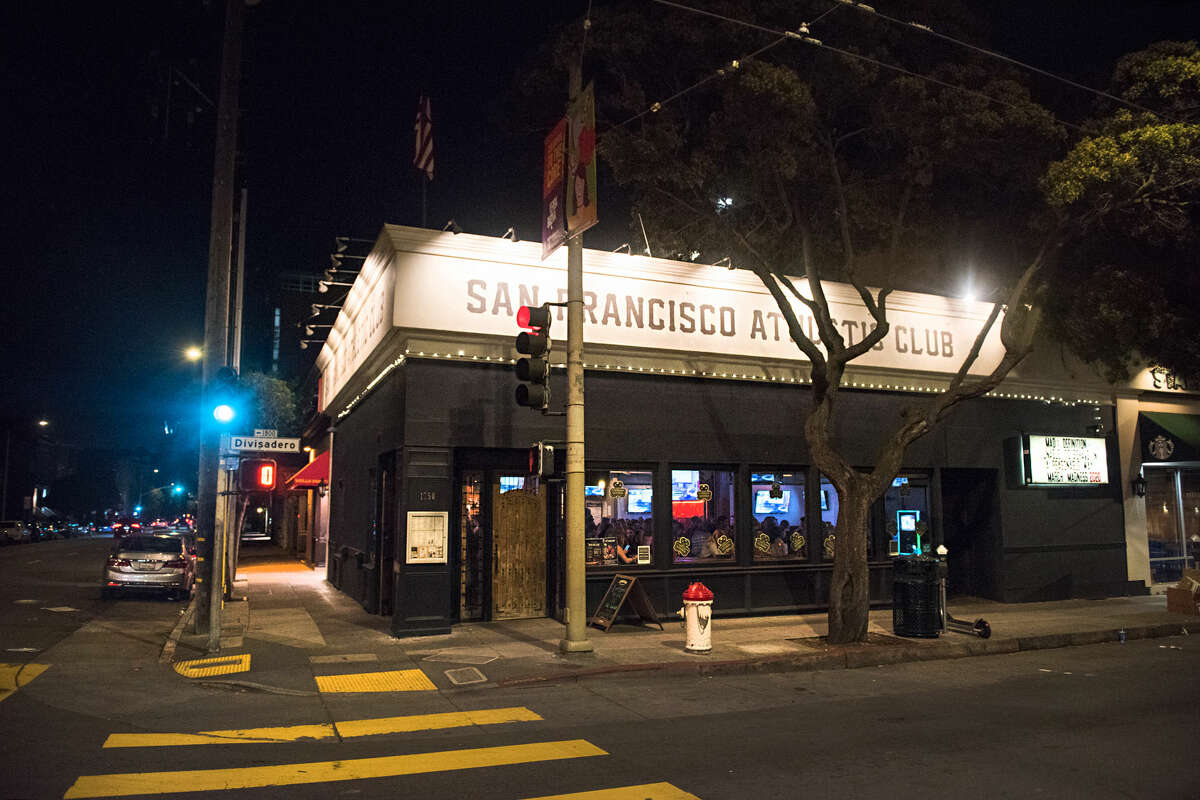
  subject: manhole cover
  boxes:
[444,667,487,686]
[423,652,498,665]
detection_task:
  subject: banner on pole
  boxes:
[541,117,567,260]
[566,82,598,237]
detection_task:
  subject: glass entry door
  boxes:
[1145,467,1196,583]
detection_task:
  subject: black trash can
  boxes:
[892,555,941,638]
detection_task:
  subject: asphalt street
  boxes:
[0,536,1195,799]
[0,535,188,664]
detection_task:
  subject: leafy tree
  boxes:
[240,371,301,435]
[1039,41,1200,383]
[525,3,1195,641]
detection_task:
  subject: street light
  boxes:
[185,346,203,362]
[3,418,50,520]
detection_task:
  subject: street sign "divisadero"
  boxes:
[230,435,301,453]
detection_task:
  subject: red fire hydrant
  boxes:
[678,582,714,653]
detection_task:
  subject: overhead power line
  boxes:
[826,0,1172,121]
[644,0,1088,134]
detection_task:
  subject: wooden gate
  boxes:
[491,481,547,620]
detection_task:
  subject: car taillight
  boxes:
[164,559,187,568]
[108,558,131,567]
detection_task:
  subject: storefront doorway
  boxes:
[491,475,547,619]
[940,469,1001,599]
[457,467,548,622]
[1143,466,1200,583]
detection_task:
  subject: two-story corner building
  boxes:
[294,223,1191,637]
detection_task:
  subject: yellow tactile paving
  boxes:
[63,739,607,798]
[314,667,435,693]
[102,706,542,748]
[0,662,49,703]
[522,783,703,800]
[172,653,250,679]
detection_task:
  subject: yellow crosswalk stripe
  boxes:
[103,724,335,748]
[337,706,543,737]
[0,662,49,703]
[522,783,703,800]
[314,667,436,692]
[102,706,543,748]
[63,739,607,798]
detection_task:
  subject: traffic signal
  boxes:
[515,304,552,410]
[528,442,554,477]
[209,366,241,425]
[240,459,277,492]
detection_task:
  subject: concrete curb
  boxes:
[494,622,1191,687]
[159,596,197,665]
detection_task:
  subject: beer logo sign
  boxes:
[609,479,627,498]
[697,483,713,501]
[790,532,805,552]
[673,537,692,557]
[824,534,836,558]
[715,534,733,555]
[1148,435,1175,460]
[754,532,771,553]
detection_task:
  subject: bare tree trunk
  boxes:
[827,486,872,644]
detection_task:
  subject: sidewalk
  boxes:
[168,544,1196,692]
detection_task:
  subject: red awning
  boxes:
[287,450,329,489]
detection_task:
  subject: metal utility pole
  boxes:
[232,187,248,373]
[560,62,592,654]
[196,0,245,649]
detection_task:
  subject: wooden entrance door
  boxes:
[491,477,547,620]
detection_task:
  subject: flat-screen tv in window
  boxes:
[626,487,652,513]
[585,484,604,497]
[754,489,791,514]
[671,470,699,500]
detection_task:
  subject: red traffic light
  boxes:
[240,459,277,492]
[516,304,552,330]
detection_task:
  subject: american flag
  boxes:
[413,95,434,180]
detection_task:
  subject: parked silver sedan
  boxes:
[102,534,195,600]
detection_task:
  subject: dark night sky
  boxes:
[3,0,1196,454]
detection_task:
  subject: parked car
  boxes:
[102,534,195,600]
[0,521,32,544]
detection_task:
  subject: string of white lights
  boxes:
[339,348,1110,418]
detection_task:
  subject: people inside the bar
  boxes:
[614,528,637,564]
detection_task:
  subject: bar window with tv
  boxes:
[671,468,736,563]
[584,469,654,569]
[750,470,808,561]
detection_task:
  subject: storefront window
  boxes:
[750,471,807,561]
[671,468,736,562]
[459,472,485,621]
[882,474,931,557]
[820,476,839,559]
[1183,470,1200,570]
[585,470,654,568]
[1146,468,1184,583]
